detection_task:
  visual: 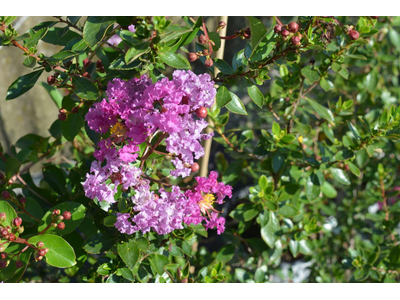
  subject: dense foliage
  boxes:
[1,16,400,283]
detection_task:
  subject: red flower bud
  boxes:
[188,53,198,62]
[57,215,64,221]
[348,30,360,40]
[15,260,23,268]
[288,22,299,33]
[0,260,7,268]
[195,107,208,119]
[62,211,72,220]
[47,75,56,85]
[83,58,90,68]
[96,60,103,69]
[52,209,61,216]
[8,233,15,241]
[191,162,200,173]
[57,222,65,230]
[12,217,22,228]
[0,252,7,259]
[1,190,10,199]
[58,112,67,121]
[205,58,213,68]
[281,27,290,37]
[83,72,90,78]
[198,34,207,44]
[274,24,282,33]
[291,35,301,46]
[243,28,251,39]
[1,229,8,237]
[38,249,47,257]
[36,241,44,248]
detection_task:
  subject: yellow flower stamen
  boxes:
[198,193,215,214]
[110,122,127,137]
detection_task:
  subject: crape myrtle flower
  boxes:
[83,70,232,235]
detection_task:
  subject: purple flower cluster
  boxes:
[83,71,231,236]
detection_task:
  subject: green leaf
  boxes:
[226,92,247,115]
[216,86,232,108]
[47,50,78,62]
[299,240,313,255]
[159,52,190,69]
[23,56,36,68]
[38,202,86,235]
[24,28,48,48]
[109,56,140,70]
[301,66,319,83]
[278,205,299,217]
[29,235,76,268]
[261,210,280,248]
[330,168,351,185]
[71,76,99,100]
[389,29,400,51]
[42,27,80,46]
[117,240,140,270]
[229,203,260,222]
[305,97,335,124]
[347,162,361,177]
[149,254,170,276]
[320,77,333,91]
[222,159,242,186]
[83,233,117,254]
[5,157,21,181]
[83,16,116,49]
[338,68,349,79]
[247,85,264,108]
[289,239,299,257]
[61,113,85,142]
[305,173,321,201]
[40,82,63,109]
[247,16,267,50]
[321,181,337,198]
[259,175,268,192]
[216,244,236,262]
[214,58,234,75]
[125,42,150,64]
[0,201,18,227]
[6,69,44,101]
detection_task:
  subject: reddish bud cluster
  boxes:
[63,211,72,220]
[348,30,360,40]
[288,22,299,33]
[47,75,56,85]
[13,217,22,227]
[1,190,10,199]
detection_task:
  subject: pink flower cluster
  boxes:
[83,71,232,235]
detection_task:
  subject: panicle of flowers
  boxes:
[83,70,231,236]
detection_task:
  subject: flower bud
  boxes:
[52,209,61,216]
[8,233,15,241]
[348,30,359,40]
[71,107,79,114]
[0,260,7,268]
[274,24,282,33]
[35,255,43,261]
[57,222,65,230]
[62,211,72,220]
[17,226,24,234]
[191,163,200,173]
[83,72,90,78]
[281,27,290,37]
[1,191,10,199]
[57,215,64,221]
[198,34,207,44]
[0,212,6,222]
[47,75,56,85]
[205,58,213,68]
[288,22,299,33]
[1,229,8,237]
[243,28,251,39]
[291,35,301,46]
[0,252,7,259]
[58,112,67,121]
[83,58,90,68]
[96,60,103,69]
[188,53,198,62]
[38,249,47,257]
[36,241,44,248]
[52,223,58,228]
[15,260,23,268]
[44,248,49,254]
[195,107,208,119]
[12,217,22,228]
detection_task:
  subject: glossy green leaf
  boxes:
[216,86,231,108]
[159,52,190,69]
[261,211,280,248]
[226,92,247,115]
[117,240,140,270]
[149,254,170,276]
[6,69,44,101]
[330,168,351,185]
[247,85,264,108]
[29,234,76,268]
[83,16,116,49]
